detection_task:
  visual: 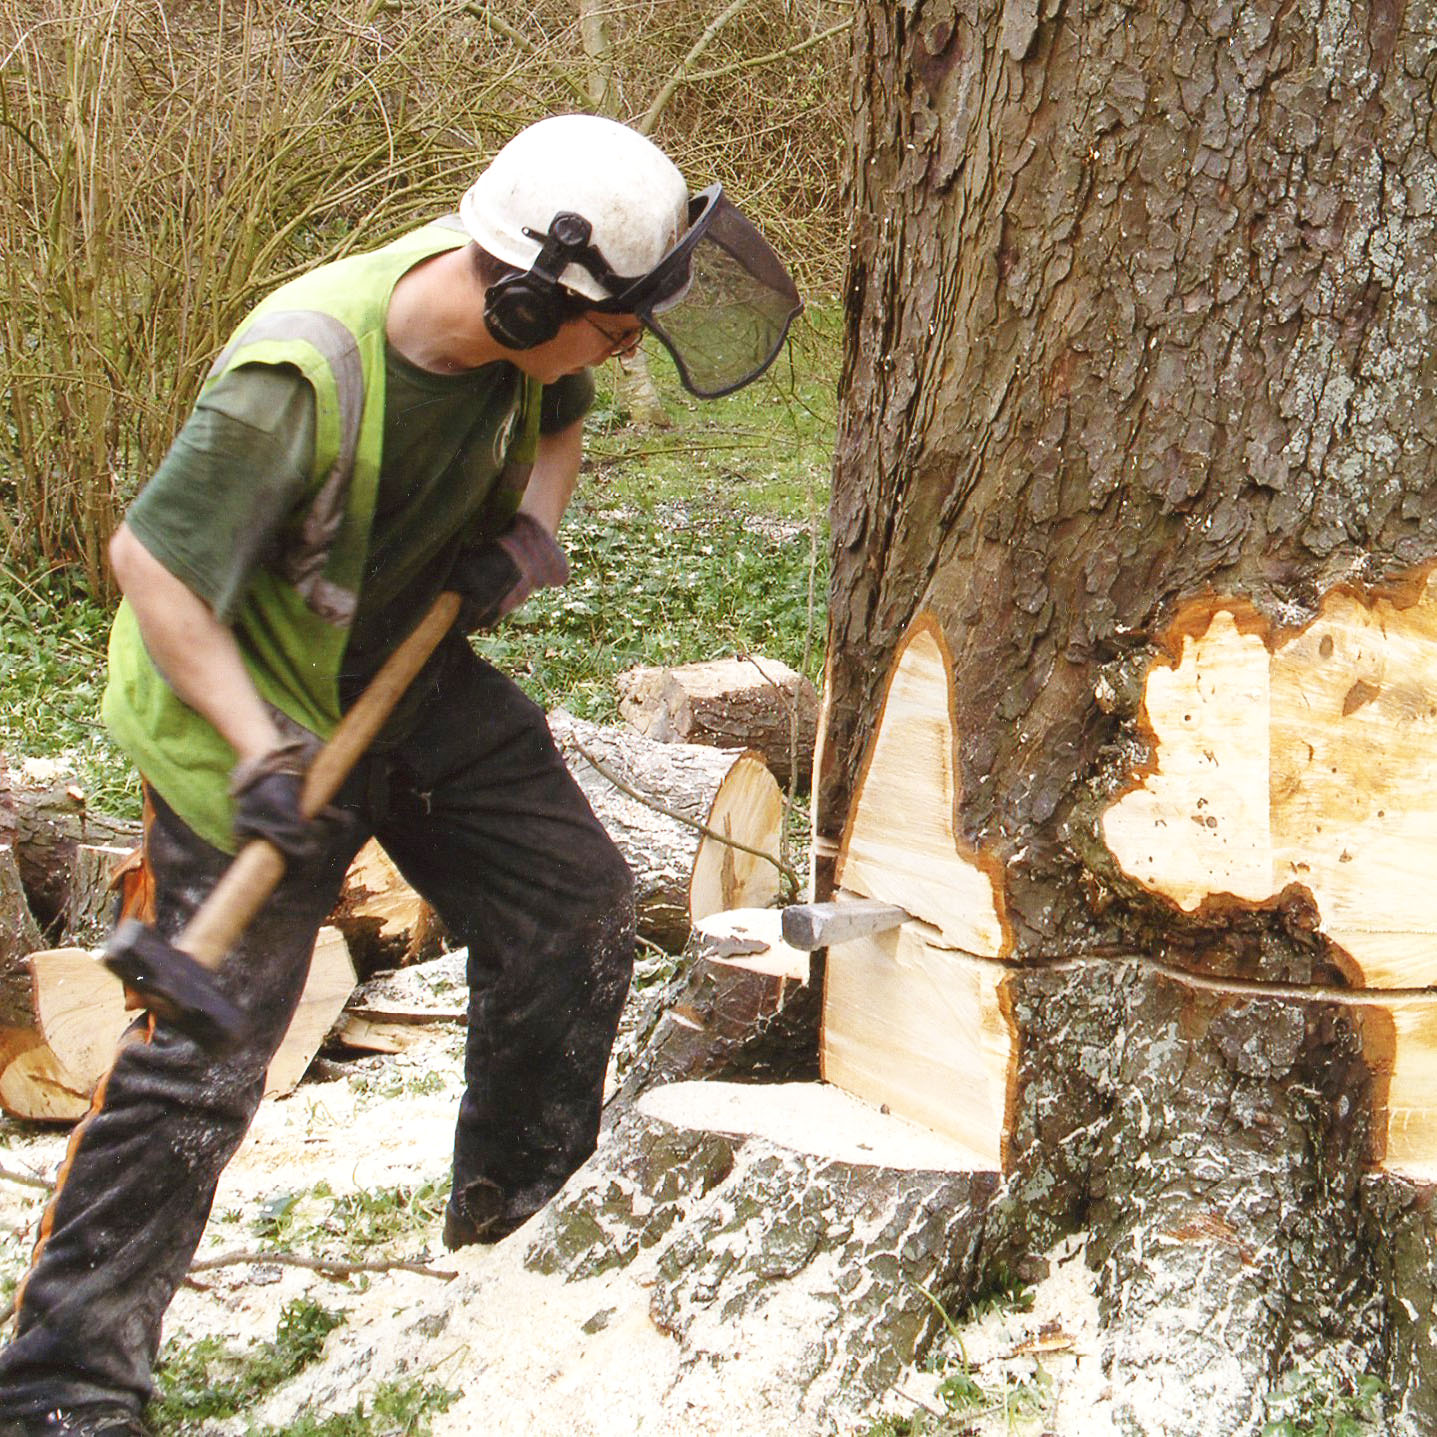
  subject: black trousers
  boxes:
[0,640,634,1421]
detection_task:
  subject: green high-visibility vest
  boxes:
[104,220,542,851]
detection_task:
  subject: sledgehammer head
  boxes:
[103,919,250,1053]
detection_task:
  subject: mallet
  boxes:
[103,591,464,1052]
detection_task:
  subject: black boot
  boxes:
[0,1403,149,1436]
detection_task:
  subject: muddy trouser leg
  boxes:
[0,790,367,1422]
[375,642,635,1238]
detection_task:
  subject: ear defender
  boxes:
[482,212,598,351]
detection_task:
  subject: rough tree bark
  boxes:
[816,1,1437,1431]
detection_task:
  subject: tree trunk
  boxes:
[817,1,1437,1429]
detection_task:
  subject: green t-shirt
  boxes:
[126,350,593,695]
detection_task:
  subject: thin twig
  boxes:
[188,1248,457,1282]
[569,737,800,889]
[460,3,592,107]
[0,1164,53,1193]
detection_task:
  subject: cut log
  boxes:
[30,948,129,1090]
[0,1029,89,1123]
[61,843,132,949]
[548,710,786,950]
[329,1005,465,1055]
[329,839,443,980]
[0,926,358,1120]
[0,843,44,1029]
[617,907,817,1101]
[1,759,138,928]
[616,656,820,790]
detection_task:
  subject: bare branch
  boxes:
[188,1248,457,1282]
[639,0,750,136]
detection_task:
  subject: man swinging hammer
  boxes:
[0,114,801,1437]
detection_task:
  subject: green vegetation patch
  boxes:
[0,566,138,818]
[250,1177,449,1255]
[151,1297,343,1431]
[244,1379,458,1437]
[1261,1364,1387,1437]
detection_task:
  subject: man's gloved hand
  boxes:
[452,513,570,631]
[229,739,326,865]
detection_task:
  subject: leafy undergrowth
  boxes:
[246,1177,450,1258]
[480,504,826,722]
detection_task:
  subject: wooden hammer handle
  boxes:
[177,592,463,969]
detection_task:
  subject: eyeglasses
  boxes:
[581,314,644,359]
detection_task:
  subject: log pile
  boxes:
[0,930,358,1120]
[0,701,788,1120]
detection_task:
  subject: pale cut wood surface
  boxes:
[331,839,442,977]
[690,907,810,982]
[262,926,357,1098]
[821,921,1012,1170]
[1365,992,1437,1181]
[835,619,1005,958]
[0,1027,88,1122]
[1100,611,1273,910]
[1103,579,1437,987]
[6,927,357,1119]
[637,1078,991,1172]
[32,947,130,1089]
[688,755,785,926]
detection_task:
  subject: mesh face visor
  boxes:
[602,186,803,398]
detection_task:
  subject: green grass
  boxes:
[244,1379,458,1437]
[0,305,838,817]
[0,563,140,818]
[581,303,839,519]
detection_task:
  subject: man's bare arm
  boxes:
[518,417,585,534]
[109,522,283,763]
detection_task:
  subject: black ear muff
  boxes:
[483,210,610,352]
[484,271,567,350]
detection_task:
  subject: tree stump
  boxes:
[616,907,818,1102]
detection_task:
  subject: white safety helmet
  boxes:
[461,115,689,304]
[459,114,803,398]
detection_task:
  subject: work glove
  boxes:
[452,513,569,631]
[229,738,327,866]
